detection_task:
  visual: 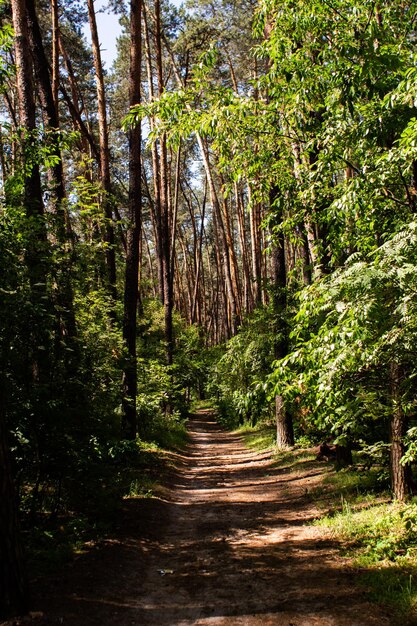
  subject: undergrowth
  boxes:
[238,420,417,623]
[311,465,417,625]
[316,498,417,623]
[24,424,187,577]
[236,421,317,469]
[235,422,276,451]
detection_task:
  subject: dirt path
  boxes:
[28,410,393,625]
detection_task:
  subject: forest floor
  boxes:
[8,409,396,626]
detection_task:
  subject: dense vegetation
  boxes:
[1,0,417,619]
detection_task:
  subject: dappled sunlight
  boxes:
[31,412,391,625]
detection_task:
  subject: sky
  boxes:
[82,1,123,69]
[83,0,184,69]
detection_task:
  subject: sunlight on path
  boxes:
[33,410,392,626]
[126,410,391,626]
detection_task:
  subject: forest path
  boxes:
[31,410,392,625]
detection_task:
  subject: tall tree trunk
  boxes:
[198,138,239,334]
[248,185,262,306]
[271,190,294,448]
[143,6,164,302]
[4,0,43,615]
[59,37,100,164]
[235,182,253,312]
[154,0,174,365]
[26,0,77,360]
[220,192,242,321]
[87,0,117,298]
[122,0,142,440]
[390,362,411,501]
[191,181,207,324]
[12,0,49,371]
[51,0,59,115]
[12,0,45,244]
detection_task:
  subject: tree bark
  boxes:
[26,0,78,362]
[199,138,239,335]
[248,185,262,306]
[122,0,142,440]
[271,189,294,448]
[87,0,117,298]
[275,394,294,449]
[390,362,411,501]
[51,0,59,115]
[154,0,174,365]
[235,182,253,312]
[12,0,50,390]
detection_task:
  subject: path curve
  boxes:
[31,410,392,625]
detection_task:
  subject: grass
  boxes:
[192,399,214,411]
[235,422,276,451]
[237,419,417,622]
[23,420,188,578]
[360,567,417,623]
[314,478,417,623]
[142,415,189,451]
[312,463,388,509]
[126,475,158,499]
[236,421,318,473]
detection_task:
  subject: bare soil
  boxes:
[11,410,394,625]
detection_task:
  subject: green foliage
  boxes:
[315,488,417,622]
[123,0,417,483]
[136,298,207,430]
[236,422,276,451]
[269,221,417,467]
[207,307,277,428]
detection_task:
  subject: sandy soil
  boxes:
[11,410,394,625]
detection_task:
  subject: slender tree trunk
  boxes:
[235,183,252,312]
[270,189,294,448]
[51,0,59,114]
[191,182,207,324]
[122,0,142,440]
[87,0,117,298]
[154,0,174,365]
[0,126,8,188]
[248,185,262,306]
[199,138,238,334]
[59,37,100,164]
[390,362,411,501]
[26,0,77,361]
[220,192,242,321]
[143,4,164,305]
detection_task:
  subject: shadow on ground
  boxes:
[28,411,393,626]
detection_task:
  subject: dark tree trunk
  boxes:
[26,0,65,220]
[26,0,78,364]
[336,444,353,468]
[12,0,45,242]
[390,362,411,501]
[154,0,174,365]
[0,380,29,619]
[122,0,142,440]
[87,0,117,299]
[271,189,294,448]
[12,0,50,389]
